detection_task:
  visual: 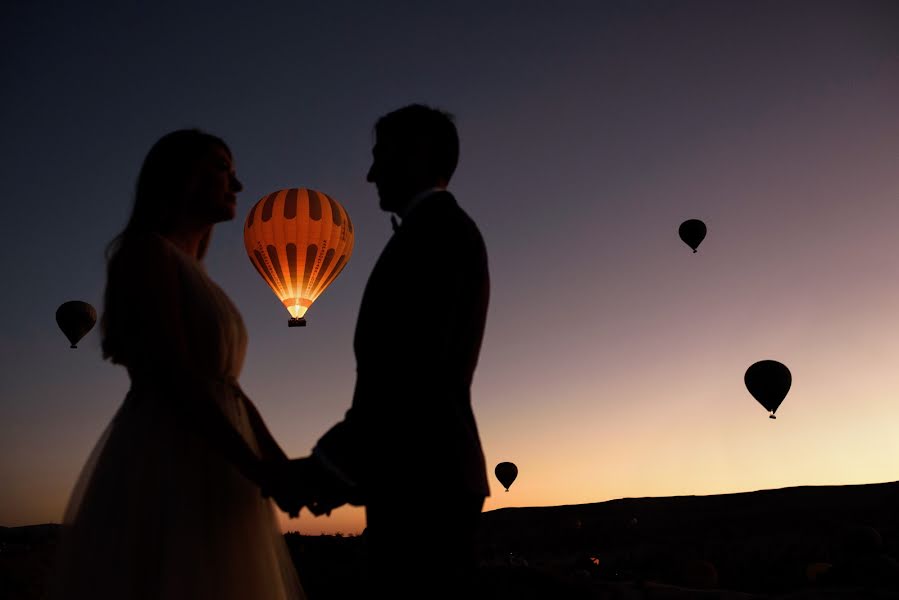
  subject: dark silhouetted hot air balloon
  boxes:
[56,301,97,348]
[806,562,832,584]
[678,219,707,253]
[244,188,354,327]
[495,462,518,492]
[744,360,791,419]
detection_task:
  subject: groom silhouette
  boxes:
[271,104,491,598]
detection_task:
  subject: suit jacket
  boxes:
[315,191,490,500]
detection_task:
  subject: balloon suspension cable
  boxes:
[288,318,307,328]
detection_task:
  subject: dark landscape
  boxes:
[4,481,898,599]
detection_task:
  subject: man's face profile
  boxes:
[367,132,434,213]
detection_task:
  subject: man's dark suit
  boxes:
[315,190,490,595]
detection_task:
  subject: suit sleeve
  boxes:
[314,216,488,489]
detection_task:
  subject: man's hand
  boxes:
[305,454,359,516]
[307,487,346,517]
[260,458,310,518]
[261,455,358,518]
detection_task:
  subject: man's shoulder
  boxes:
[418,192,483,237]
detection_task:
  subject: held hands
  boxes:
[260,456,353,518]
[259,458,314,518]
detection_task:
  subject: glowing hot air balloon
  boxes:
[744,359,792,419]
[244,188,354,327]
[495,462,518,492]
[678,219,707,253]
[56,300,97,348]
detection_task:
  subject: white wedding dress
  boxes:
[50,233,305,600]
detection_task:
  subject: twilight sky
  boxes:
[2,1,898,536]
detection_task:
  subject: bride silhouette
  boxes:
[49,129,305,600]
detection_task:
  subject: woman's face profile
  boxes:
[183,144,243,225]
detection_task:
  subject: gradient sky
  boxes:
[2,1,898,536]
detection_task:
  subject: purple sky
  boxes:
[2,1,898,535]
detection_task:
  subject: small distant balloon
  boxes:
[495,462,518,492]
[678,219,707,253]
[56,301,97,348]
[744,360,792,419]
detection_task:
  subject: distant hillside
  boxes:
[481,480,899,544]
[477,481,899,594]
[0,523,60,546]
[3,482,898,598]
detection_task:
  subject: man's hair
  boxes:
[375,104,460,182]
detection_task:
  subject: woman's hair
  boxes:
[106,128,231,261]
[101,129,230,362]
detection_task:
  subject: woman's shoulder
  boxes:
[115,232,179,259]
[119,231,171,251]
[108,232,184,278]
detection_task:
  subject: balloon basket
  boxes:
[70,344,77,349]
[769,414,776,419]
[288,318,307,328]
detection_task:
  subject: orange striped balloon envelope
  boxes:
[244,188,354,327]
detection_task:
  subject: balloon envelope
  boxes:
[244,188,354,326]
[806,562,832,583]
[744,360,791,418]
[495,462,518,492]
[678,219,707,253]
[55,300,97,348]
